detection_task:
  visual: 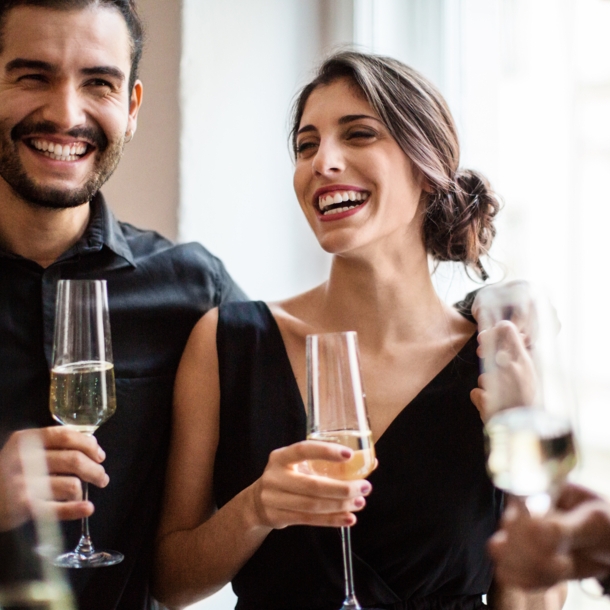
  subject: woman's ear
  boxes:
[420,175,435,194]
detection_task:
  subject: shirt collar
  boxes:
[54,192,136,268]
[88,192,136,267]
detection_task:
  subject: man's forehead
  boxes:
[1,4,132,71]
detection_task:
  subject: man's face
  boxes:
[0,5,143,209]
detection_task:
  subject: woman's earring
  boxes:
[125,130,134,143]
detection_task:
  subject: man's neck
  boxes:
[0,185,91,269]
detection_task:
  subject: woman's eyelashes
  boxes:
[345,127,378,142]
[296,128,378,157]
[296,139,318,156]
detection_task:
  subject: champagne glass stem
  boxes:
[340,526,361,610]
[74,481,94,556]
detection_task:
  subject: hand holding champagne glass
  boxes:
[49,279,123,568]
[306,332,375,610]
[477,284,577,515]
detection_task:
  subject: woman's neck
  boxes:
[313,239,449,350]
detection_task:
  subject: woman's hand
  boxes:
[250,440,371,530]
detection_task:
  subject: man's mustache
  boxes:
[11,120,109,151]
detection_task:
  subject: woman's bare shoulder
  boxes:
[443,301,477,351]
[268,286,325,338]
[182,307,219,358]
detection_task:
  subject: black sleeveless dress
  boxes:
[214,301,502,610]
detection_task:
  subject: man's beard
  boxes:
[0,118,124,209]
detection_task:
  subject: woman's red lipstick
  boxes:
[313,185,370,222]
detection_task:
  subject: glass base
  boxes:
[524,492,552,516]
[340,594,362,610]
[579,578,605,599]
[52,549,124,569]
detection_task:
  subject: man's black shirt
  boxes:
[0,193,245,609]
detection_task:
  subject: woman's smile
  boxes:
[293,77,425,254]
[313,184,371,221]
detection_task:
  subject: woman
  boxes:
[154,51,501,610]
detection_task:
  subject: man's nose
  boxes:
[39,82,87,131]
[312,139,345,176]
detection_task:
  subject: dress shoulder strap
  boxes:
[214,301,305,507]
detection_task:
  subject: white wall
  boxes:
[455,0,610,459]
[179,0,331,301]
[103,0,181,240]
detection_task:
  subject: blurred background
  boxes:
[102,0,610,608]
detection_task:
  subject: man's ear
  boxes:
[126,80,143,139]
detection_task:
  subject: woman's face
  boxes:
[293,77,427,256]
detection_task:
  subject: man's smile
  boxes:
[25,137,91,162]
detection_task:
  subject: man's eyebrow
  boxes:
[4,60,125,83]
[5,58,56,73]
[81,66,125,82]
[297,114,383,136]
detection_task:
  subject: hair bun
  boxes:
[424,169,500,277]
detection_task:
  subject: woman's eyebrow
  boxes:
[296,124,316,136]
[297,114,382,136]
[338,114,382,124]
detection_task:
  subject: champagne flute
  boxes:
[49,279,123,568]
[0,432,76,609]
[478,283,577,515]
[306,332,375,610]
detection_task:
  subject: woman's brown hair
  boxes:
[290,51,500,279]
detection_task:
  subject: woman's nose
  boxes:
[312,139,345,176]
[40,83,87,131]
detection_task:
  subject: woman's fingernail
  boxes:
[340,449,352,459]
[103,474,110,487]
[361,483,372,495]
[97,447,106,461]
[354,497,365,508]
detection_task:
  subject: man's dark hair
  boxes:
[0,0,144,92]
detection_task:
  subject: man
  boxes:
[0,1,244,607]
[489,483,610,594]
[470,286,610,596]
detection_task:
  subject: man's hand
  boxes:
[489,484,610,589]
[0,427,109,532]
[470,320,538,421]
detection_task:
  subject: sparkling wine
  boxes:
[307,430,376,480]
[49,361,116,434]
[486,406,576,496]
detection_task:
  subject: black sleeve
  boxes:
[216,261,248,304]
